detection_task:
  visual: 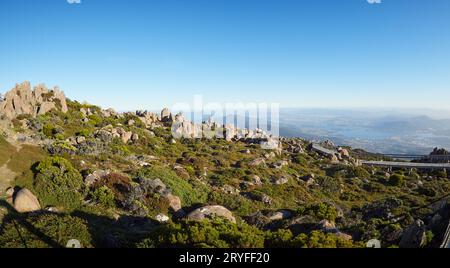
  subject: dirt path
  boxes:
[0,159,16,196]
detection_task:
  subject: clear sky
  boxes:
[1,0,449,111]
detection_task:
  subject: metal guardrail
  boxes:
[361,160,450,170]
[440,221,450,248]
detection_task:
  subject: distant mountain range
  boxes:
[278,109,450,155]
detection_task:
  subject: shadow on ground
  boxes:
[0,199,159,248]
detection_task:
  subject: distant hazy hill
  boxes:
[278,109,450,155]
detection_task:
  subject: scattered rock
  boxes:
[317,220,336,232]
[251,175,263,186]
[272,160,289,169]
[249,158,266,167]
[273,177,289,185]
[267,210,292,221]
[222,185,240,195]
[85,170,109,187]
[76,136,86,144]
[155,214,170,223]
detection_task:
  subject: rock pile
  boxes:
[94,125,138,144]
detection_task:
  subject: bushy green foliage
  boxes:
[264,229,294,248]
[110,143,131,156]
[42,123,58,138]
[208,191,258,216]
[87,114,103,127]
[0,213,92,248]
[388,174,405,187]
[34,157,85,210]
[76,129,91,137]
[296,203,338,222]
[91,186,115,208]
[291,231,357,248]
[349,166,371,178]
[136,166,209,206]
[137,219,265,248]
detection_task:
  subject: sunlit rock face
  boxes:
[0,81,68,119]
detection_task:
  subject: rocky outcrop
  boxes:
[0,81,68,119]
[187,205,236,223]
[13,188,41,213]
[136,110,159,127]
[399,220,427,248]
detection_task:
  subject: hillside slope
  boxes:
[0,82,450,248]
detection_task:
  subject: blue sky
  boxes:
[1,0,449,111]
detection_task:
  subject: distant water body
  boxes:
[278,108,450,155]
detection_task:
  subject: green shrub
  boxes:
[291,231,358,248]
[137,219,265,248]
[296,203,338,222]
[388,174,405,187]
[34,157,85,210]
[349,166,371,178]
[136,166,209,206]
[0,213,92,248]
[91,186,115,208]
[76,129,91,137]
[265,229,294,248]
[42,124,57,138]
[88,114,103,126]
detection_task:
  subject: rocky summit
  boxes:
[0,82,450,249]
[0,81,68,119]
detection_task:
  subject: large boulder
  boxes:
[0,81,68,119]
[13,188,41,213]
[187,205,236,223]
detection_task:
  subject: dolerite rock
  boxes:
[161,108,172,122]
[85,170,109,187]
[338,147,350,158]
[155,214,170,223]
[399,220,427,248]
[136,110,159,127]
[0,81,68,119]
[187,205,236,223]
[165,193,182,212]
[249,158,266,167]
[5,187,15,198]
[273,177,289,185]
[13,188,41,213]
[224,124,237,141]
[267,210,292,221]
